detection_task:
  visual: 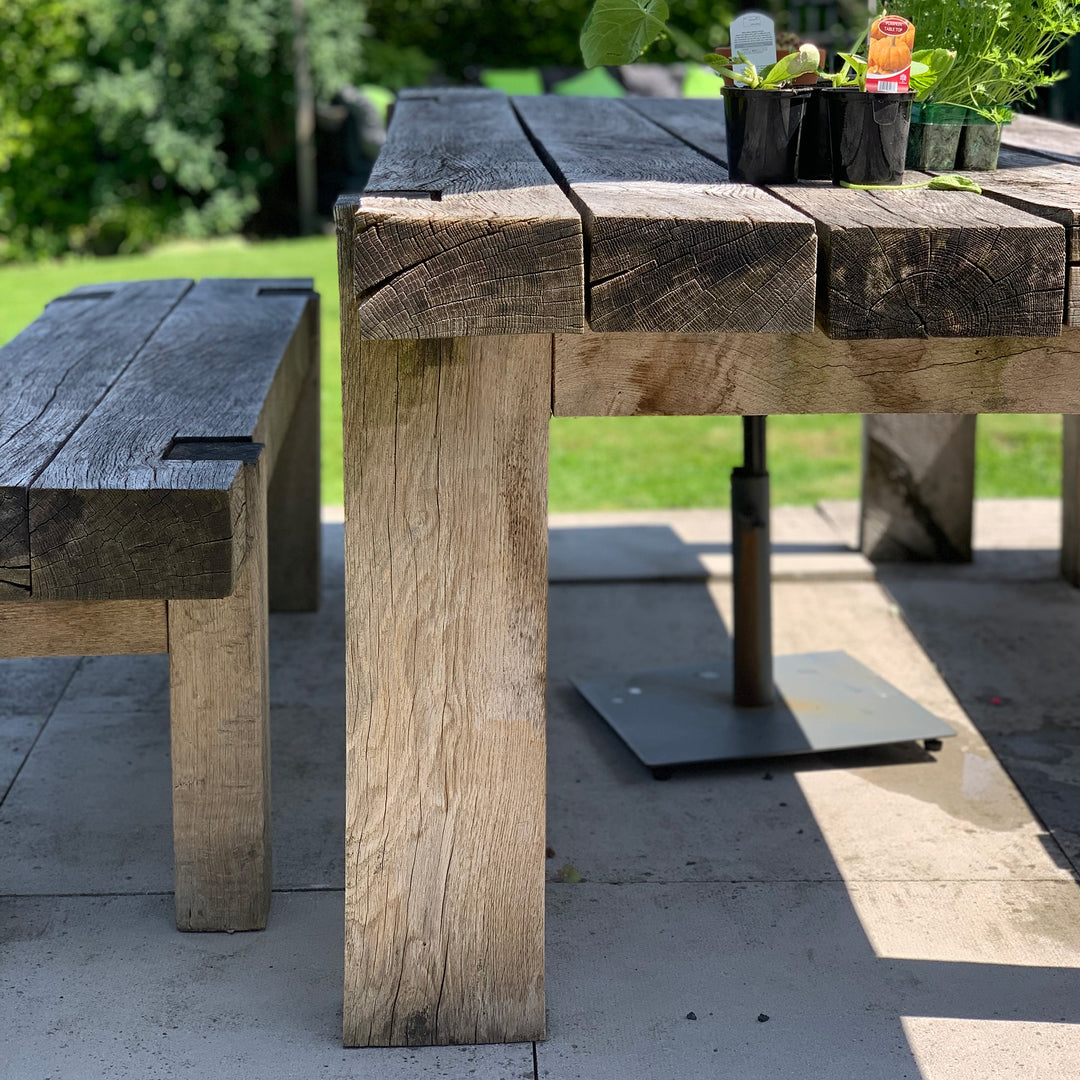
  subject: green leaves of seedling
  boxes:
[705,43,821,89]
[928,174,982,192]
[839,174,983,193]
[910,48,958,101]
[580,0,670,67]
[760,43,820,87]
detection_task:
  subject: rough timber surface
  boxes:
[29,279,314,601]
[1004,113,1080,165]
[956,149,1080,262]
[343,335,548,1046]
[553,328,1080,417]
[512,95,816,333]
[629,98,1066,340]
[345,88,583,339]
[0,281,191,600]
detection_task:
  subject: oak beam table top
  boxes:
[337,90,1080,1049]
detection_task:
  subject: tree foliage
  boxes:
[363,0,736,79]
[0,0,368,261]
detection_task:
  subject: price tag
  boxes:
[729,11,778,78]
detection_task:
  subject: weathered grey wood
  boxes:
[513,96,816,333]
[0,280,192,599]
[629,98,1067,340]
[342,332,548,1047]
[168,456,271,931]
[29,279,314,601]
[0,599,167,658]
[1004,114,1080,165]
[860,415,977,562]
[960,149,1080,263]
[553,328,1080,416]
[344,87,584,339]
[267,298,321,612]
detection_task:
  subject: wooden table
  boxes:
[335,88,1080,1047]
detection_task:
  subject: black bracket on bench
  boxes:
[164,437,264,463]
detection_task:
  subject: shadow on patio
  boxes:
[4,506,1080,1078]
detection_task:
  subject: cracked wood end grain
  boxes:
[631,97,1067,340]
[341,88,583,339]
[516,95,816,333]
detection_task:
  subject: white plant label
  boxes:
[729,11,777,77]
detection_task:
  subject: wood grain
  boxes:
[630,98,1066,339]
[0,280,191,599]
[860,415,976,562]
[30,279,314,601]
[513,96,816,333]
[342,334,548,1046]
[168,457,271,931]
[963,149,1080,263]
[1004,114,1080,165]
[0,599,167,658]
[267,297,321,612]
[554,328,1080,416]
[345,88,584,339]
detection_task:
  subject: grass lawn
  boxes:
[0,236,1063,509]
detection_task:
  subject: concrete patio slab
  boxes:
[549,578,1071,886]
[0,657,79,799]
[1,892,533,1080]
[3,509,1080,1078]
[550,507,872,583]
[819,498,1064,582]
[874,573,1080,873]
[542,880,1080,1080]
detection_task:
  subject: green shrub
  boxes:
[0,1,99,260]
[364,0,736,81]
[1,0,369,261]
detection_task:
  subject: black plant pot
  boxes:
[826,88,915,186]
[796,83,833,181]
[722,86,810,184]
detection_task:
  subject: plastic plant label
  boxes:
[866,14,915,93]
[729,11,777,78]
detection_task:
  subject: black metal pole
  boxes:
[731,416,774,707]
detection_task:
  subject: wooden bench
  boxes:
[0,278,320,931]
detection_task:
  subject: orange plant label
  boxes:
[866,14,915,93]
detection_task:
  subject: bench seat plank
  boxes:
[629,98,1067,340]
[27,279,316,601]
[512,95,817,333]
[0,280,192,599]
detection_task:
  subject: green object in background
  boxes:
[480,68,545,95]
[681,63,724,98]
[358,84,396,124]
[553,67,626,97]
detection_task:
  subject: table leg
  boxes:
[342,335,549,1047]
[860,414,976,562]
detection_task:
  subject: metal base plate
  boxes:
[574,651,956,769]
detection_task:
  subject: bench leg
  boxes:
[859,414,976,562]
[168,459,272,931]
[268,340,321,612]
[342,336,549,1046]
